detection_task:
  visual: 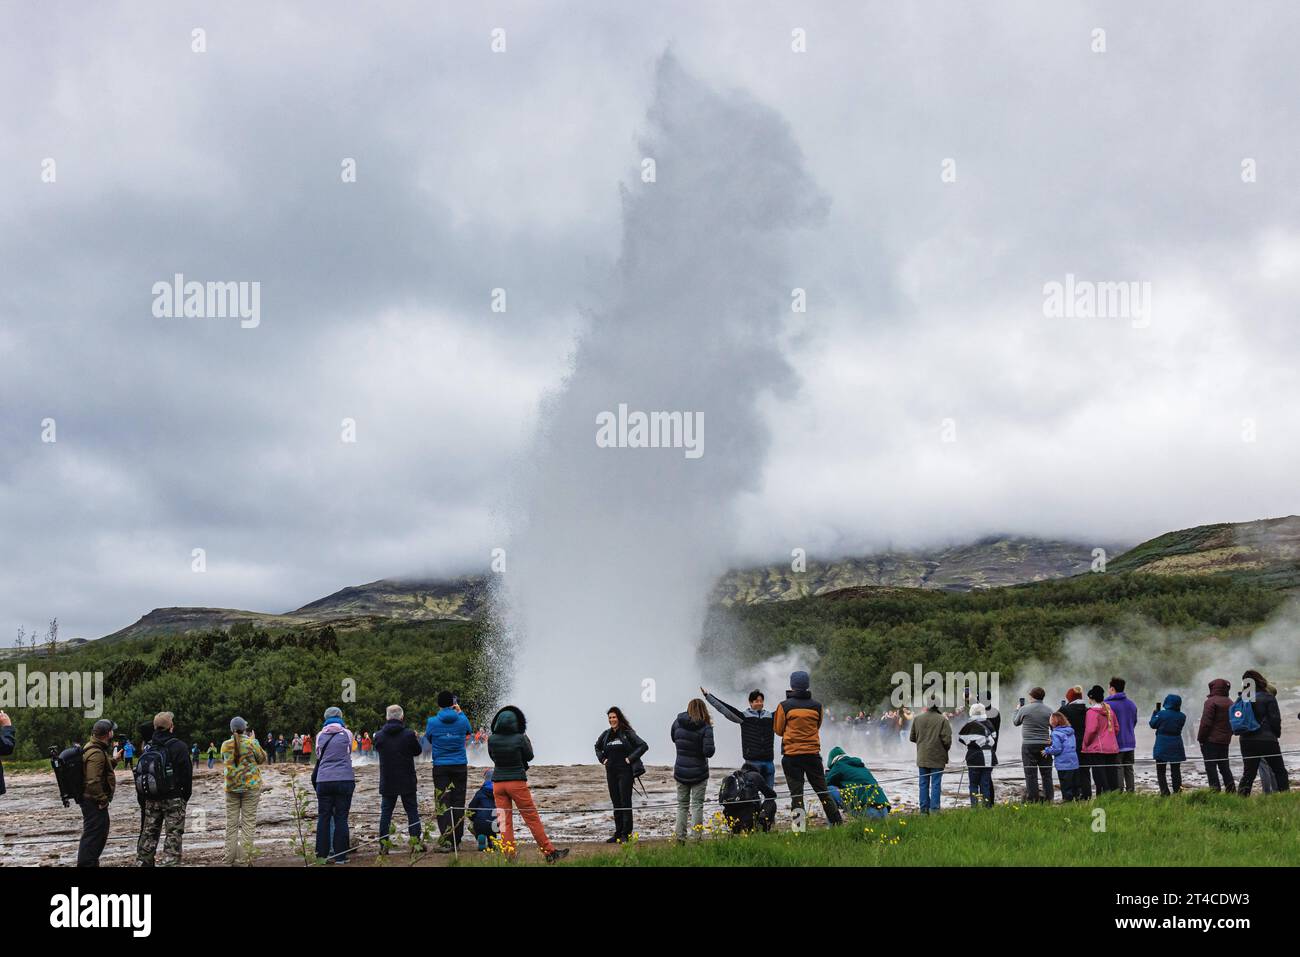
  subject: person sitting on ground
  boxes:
[717,761,777,833]
[467,769,496,851]
[957,702,997,807]
[1150,694,1186,796]
[824,745,890,818]
[1042,711,1080,801]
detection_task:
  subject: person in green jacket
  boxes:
[825,746,890,819]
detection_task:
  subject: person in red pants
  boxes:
[486,705,568,863]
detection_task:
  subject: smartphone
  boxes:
[1060,699,1067,708]
[963,687,970,699]
[1019,697,1026,707]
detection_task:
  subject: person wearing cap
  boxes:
[221,716,267,865]
[957,702,997,807]
[136,711,193,866]
[773,670,843,827]
[314,706,356,863]
[78,718,121,866]
[910,694,952,814]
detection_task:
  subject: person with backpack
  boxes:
[594,706,649,843]
[671,698,716,842]
[0,711,13,797]
[1149,694,1186,795]
[1235,669,1289,796]
[206,742,218,769]
[1013,687,1055,802]
[136,711,192,867]
[425,691,473,852]
[373,704,424,854]
[1083,686,1120,793]
[775,671,843,827]
[487,705,568,862]
[220,716,266,865]
[467,769,497,851]
[1042,711,1081,801]
[78,718,121,866]
[314,706,356,864]
[718,761,778,832]
[1061,687,1092,799]
[701,686,776,789]
[824,745,890,818]
[957,702,997,807]
[910,694,952,814]
[1105,677,1139,792]
[1197,678,1235,793]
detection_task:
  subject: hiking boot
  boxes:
[605,835,620,844]
[545,848,570,864]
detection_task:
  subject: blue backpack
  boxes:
[1228,694,1260,735]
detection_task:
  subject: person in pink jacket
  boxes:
[1082,685,1120,794]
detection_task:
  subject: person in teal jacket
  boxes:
[824,746,890,819]
[1149,694,1187,795]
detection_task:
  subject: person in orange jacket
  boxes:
[772,670,842,827]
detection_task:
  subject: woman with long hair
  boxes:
[1082,685,1119,794]
[671,698,715,843]
[594,706,649,843]
[1237,669,1289,795]
[220,716,266,865]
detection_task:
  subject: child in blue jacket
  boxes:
[467,769,496,850]
[1149,694,1186,795]
[1042,712,1081,801]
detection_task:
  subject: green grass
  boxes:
[572,791,1300,867]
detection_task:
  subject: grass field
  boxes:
[562,791,1300,867]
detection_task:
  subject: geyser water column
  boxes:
[495,55,827,762]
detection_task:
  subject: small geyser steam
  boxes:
[491,54,827,761]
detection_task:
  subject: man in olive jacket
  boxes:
[909,699,951,814]
[79,719,120,866]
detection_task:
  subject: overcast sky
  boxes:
[3,1,1298,640]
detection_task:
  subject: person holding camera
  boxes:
[221,716,267,864]
[78,718,120,866]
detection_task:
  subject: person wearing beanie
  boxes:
[1061,687,1092,799]
[823,746,888,818]
[314,706,356,863]
[1082,686,1119,793]
[77,718,121,867]
[773,670,842,827]
[1013,688,1055,802]
[220,715,267,864]
[957,702,997,807]
[1196,678,1235,793]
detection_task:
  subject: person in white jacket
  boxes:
[957,703,998,807]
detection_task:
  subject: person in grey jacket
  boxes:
[1013,687,1054,802]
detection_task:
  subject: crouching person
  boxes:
[825,746,891,818]
[718,761,777,833]
[467,769,496,850]
[136,711,192,866]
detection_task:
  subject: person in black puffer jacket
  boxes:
[594,706,649,843]
[1237,670,1289,796]
[373,705,423,851]
[670,698,715,843]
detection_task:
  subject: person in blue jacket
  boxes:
[1149,693,1187,795]
[1042,712,1081,801]
[466,769,496,850]
[424,691,473,851]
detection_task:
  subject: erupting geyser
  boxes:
[492,54,828,761]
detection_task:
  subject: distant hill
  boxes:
[710,536,1119,605]
[1107,516,1300,588]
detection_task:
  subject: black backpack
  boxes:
[134,742,177,800]
[718,769,760,807]
[50,745,85,807]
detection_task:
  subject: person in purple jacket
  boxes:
[313,706,356,864]
[1105,677,1139,792]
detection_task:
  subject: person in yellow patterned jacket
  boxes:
[220,716,267,865]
